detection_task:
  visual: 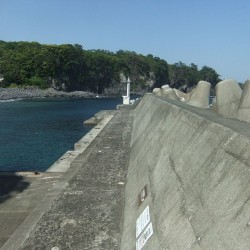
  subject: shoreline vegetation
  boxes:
[0,41,221,96]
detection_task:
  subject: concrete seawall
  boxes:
[2,94,250,249]
[121,94,250,250]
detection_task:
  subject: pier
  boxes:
[1,94,250,249]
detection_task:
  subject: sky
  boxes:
[1,0,250,83]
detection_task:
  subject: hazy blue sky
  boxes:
[1,0,250,82]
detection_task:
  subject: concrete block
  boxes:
[161,85,179,101]
[187,81,211,109]
[237,79,250,123]
[215,79,242,118]
[152,88,162,97]
[153,85,179,101]
[83,116,98,125]
[173,88,189,102]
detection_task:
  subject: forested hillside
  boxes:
[0,41,221,94]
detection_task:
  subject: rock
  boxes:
[0,87,95,101]
[214,79,242,118]
[237,79,250,123]
[187,81,211,109]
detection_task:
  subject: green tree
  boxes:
[0,40,221,94]
[199,66,221,88]
[85,51,119,93]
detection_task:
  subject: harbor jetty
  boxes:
[1,79,250,249]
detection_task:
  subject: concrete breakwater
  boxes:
[2,93,250,249]
[1,108,134,249]
[121,94,250,249]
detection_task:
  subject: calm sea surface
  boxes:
[0,97,122,172]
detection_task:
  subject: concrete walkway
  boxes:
[0,172,63,248]
[1,109,134,250]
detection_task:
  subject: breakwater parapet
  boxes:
[121,94,250,250]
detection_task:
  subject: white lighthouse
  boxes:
[123,77,131,105]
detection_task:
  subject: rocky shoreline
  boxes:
[0,87,97,101]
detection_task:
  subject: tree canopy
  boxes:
[0,40,221,93]
[169,62,221,92]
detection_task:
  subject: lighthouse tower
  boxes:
[123,77,131,105]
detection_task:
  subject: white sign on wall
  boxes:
[136,222,153,250]
[136,205,151,238]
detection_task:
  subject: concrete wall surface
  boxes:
[187,80,211,109]
[121,94,250,250]
[237,79,250,123]
[215,79,242,118]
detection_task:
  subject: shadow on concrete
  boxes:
[0,173,30,204]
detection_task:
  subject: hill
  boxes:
[0,41,221,94]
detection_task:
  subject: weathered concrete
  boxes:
[83,116,99,125]
[152,88,162,97]
[0,172,63,248]
[153,82,210,105]
[3,93,250,250]
[121,94,250,250]
[173,88,189,102]
[83,110,116,126]
[153,86,181,101]
[237,79,250,123]
[187,80,211,108]
[161,85,179,100]
[117,98,141,110]
[215,79,242,118]
[47,115,114,173]
[4,109,134,250]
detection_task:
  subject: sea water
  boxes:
[0,97,122,172]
